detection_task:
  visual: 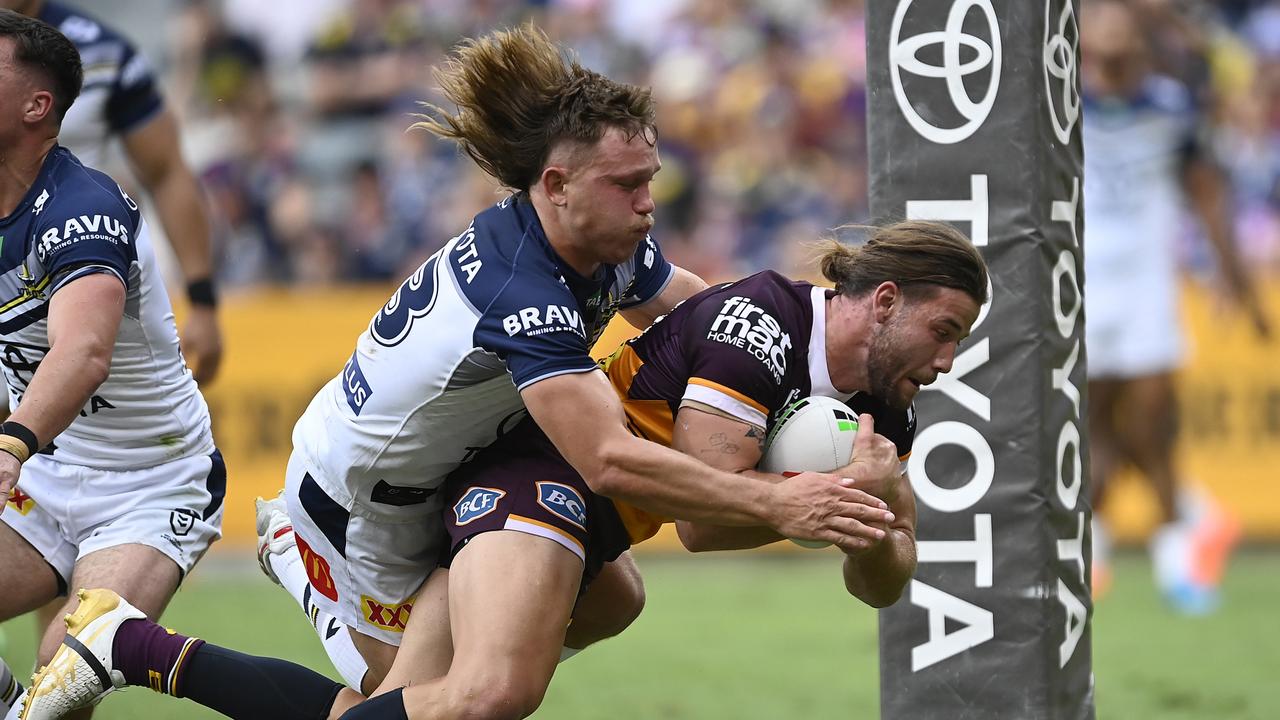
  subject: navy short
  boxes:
[441,416,632,585]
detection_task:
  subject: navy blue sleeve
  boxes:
[474,276,597,391]
[106,42,163,133]
[619,235,674,309]
[34,180,139,293]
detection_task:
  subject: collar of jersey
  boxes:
[808,285,851,402]
[511,192,606,289]
[0,144,66,226]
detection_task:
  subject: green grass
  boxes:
[2,551,1277,719]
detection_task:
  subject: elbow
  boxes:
[81,351,112,389]
[585,437,639,497]
[844,574,907,608]
[675,522,714,553]
[858,583,907,609]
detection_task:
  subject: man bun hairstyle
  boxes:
[819,220,989,306]
[412,23,656,191]
[0,9,83,125]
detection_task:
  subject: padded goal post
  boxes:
[866,1,1094,717]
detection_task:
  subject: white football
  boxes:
[760,395,861,548]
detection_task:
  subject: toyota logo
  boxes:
[1043,0,1080,145]
[890,0,1002,145]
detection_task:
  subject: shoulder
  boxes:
[449,197,568,315]
[39,2,137,53]
[691,271,812,328]
[33,152,141,247]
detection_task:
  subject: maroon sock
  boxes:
[110,619,205,696]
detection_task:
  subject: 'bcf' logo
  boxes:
[890,0,1002,144]
[1043,0,1080,145]
[537,481,587,530]
[454,487,506,525]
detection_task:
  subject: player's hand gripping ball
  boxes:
[759,396,860,548]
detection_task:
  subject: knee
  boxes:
[604,571,645,638]
[447,671,548,720]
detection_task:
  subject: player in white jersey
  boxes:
[1081,0,1269,613]
[0,12,223,718]
[0,0,222,384]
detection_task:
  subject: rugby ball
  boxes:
[760,396,860,548]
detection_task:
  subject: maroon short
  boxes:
[441,416,632,585]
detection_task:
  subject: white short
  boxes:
[2,450,226,589]
[1084,263,1184,379]
[284,452,445,647]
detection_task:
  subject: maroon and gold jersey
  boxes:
[599,270,917,542]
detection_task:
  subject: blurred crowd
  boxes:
[122,0,1280,286]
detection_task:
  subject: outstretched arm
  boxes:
[521,370,892,553]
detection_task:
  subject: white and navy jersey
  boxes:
[39,1,164,168]
[293,194,674,515]
[1082,75,1199,283]
[0,146,212,469]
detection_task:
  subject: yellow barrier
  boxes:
[196,279,1280,548]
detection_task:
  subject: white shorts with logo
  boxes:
[284,452,445,647]
[2,450,226,589]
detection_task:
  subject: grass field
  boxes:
[2,550,1277,719]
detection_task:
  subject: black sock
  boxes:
[338,687,409,720]
[178,642,346,720]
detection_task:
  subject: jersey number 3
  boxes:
[371,254,441,347]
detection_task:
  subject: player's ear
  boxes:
[539,165,570,207]
[24,89,54,127]
[872,281,900,323]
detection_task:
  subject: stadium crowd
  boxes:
[132,0,1271,288]
[37,0,1267,290]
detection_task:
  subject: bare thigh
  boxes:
[0,521,60,621]
[373,567,453,694]
[395,531,582,720]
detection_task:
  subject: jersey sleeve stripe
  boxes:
[687,378,769,415]
[683,381,767,429]
[514,363,599,392]
[50,265,126,295]
[620,263,674,309]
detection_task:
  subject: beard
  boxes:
[866,319,913,410]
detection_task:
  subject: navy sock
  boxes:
[339,687,409,720]
[178,643,345,720]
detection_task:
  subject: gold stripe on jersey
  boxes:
[0,274,51,314]
[600,344,676,446]
[687,377,769,416]
[599,343,643,396]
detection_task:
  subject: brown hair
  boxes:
[0,10,82,124]
[819,221,989,305]
[411,24,656,191]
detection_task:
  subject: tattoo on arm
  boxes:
[745,426,765,453]
[700,432,741,455]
